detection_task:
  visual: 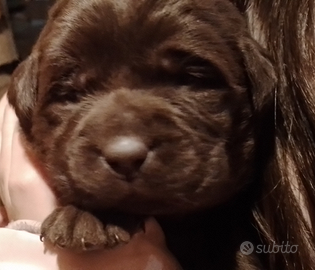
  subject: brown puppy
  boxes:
[8,0,276,269]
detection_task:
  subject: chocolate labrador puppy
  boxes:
[8,0,276,269]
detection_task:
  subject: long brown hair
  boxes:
[234,0,315,269]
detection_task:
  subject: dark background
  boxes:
[8,0,53,59]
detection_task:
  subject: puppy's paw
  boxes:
[40,205,130,251]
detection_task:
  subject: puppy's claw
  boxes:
[40,234,44,242]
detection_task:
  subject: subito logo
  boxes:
[240,241,254,255]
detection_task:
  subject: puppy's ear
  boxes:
[8,53,39,135]
[239,37,277,114]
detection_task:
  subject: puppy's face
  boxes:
[9,0,275,215]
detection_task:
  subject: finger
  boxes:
[0,96,17,159]
[140,217,166,247]
[7,127,57,222]
[0,94,10,227]
[0,97,17,217]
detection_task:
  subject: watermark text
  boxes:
[240,241,298,255]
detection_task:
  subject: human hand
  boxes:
[0,93,57,224]
[0,218,181,270]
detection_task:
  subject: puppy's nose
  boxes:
[103,136,148,179]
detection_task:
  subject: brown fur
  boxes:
[7,0,283,269]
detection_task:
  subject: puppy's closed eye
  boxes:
[46,70,98,104]
[159,49,229,89]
